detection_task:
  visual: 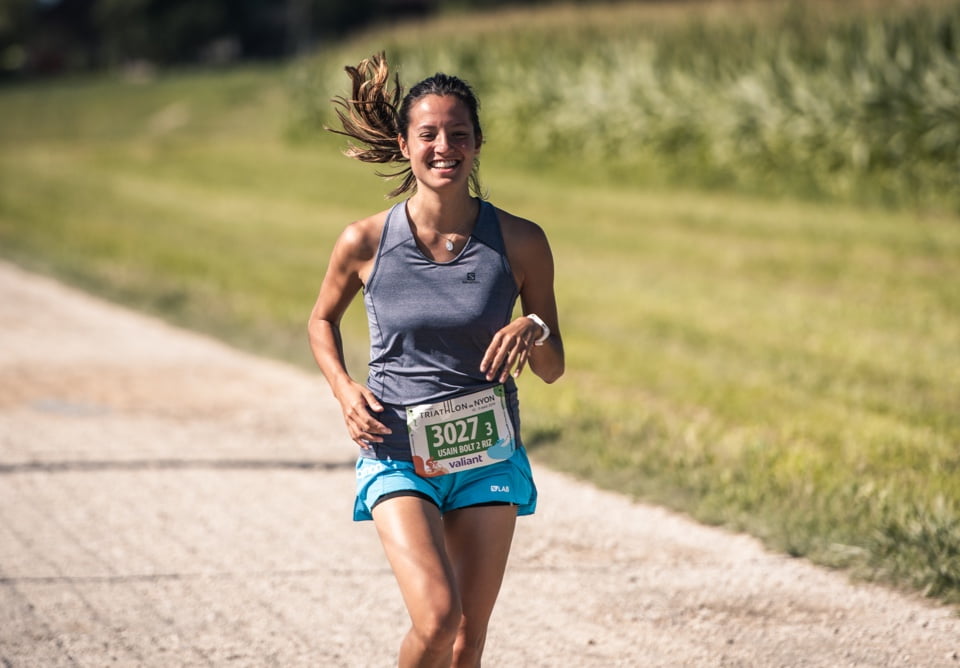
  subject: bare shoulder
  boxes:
[492,205,553,289]
[337,209,390,260]
[493,206,548,251]
[325,209,391,288]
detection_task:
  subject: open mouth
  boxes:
[430,159,460,169]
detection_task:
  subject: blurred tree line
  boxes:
[0,0,623,78]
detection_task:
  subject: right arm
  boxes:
[307,213,391,448]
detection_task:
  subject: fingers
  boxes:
[512,349,530,379]
[339,385,391,448]
[481,334,515,382]
[359,386,384,413]
[495,342,528,382]
[481,319,537,382]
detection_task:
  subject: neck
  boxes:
[406,190,478,234]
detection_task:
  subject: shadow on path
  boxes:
[0,458,355,474]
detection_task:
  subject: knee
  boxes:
[411,605,462,653]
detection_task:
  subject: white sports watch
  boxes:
[525,313,550,346]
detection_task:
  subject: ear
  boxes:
[475,132,483,152]
[398,134,409,159]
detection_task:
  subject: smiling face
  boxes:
[398,94,482,195]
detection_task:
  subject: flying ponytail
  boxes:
[328,52,485,199]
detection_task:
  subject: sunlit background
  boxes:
[2,0,959,604]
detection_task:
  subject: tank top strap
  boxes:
[378,201,411,258]
[471,200,505,254]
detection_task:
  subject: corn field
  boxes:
[295,1,960,209]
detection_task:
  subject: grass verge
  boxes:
[2,4,959,604]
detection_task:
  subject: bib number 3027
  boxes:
[406,385,516,477]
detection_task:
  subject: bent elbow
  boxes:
[541,362,565,384]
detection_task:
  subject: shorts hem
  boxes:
[353,448,537,522]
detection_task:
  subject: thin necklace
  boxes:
[409,200,477,252]
[440,205,479,251]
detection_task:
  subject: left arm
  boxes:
[480,210,565,384]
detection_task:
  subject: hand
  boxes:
[480,316,544,383]
[334,379,391,449]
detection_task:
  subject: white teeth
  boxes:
[431,160,457,168]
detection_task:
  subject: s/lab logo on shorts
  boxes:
[490,485,510,493]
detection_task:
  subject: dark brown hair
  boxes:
[328,52,484,199]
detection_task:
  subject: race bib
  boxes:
[406,385,516,477]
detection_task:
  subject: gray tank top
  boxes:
[361,199,523,460]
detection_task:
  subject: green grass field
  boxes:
[2,1,958,603]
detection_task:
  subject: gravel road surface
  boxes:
[1,260,958,667]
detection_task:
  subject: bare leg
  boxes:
[443,504,518,667]
[372,496,461,668]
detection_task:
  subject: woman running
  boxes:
[308,52,564,667]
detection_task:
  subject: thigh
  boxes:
[372,495,460,623]
[442,504,518,625]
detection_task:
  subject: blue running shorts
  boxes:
[353,447,537,521]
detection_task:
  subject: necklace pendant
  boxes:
[445,239,455,252]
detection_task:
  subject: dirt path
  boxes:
[0,260,958,667]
